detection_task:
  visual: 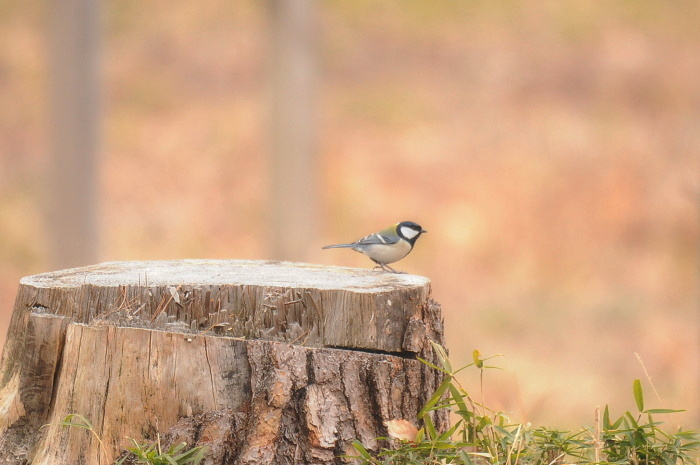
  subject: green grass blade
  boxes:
[418,376,452,419]
[438,419,462,442]
[633,379,644,412]
[430,341,452,372]
[417,357,451,375]
[448,383,469,417]
[415,427,425,443]
[424,414,437,440]
[352,440,372,460]
[459,450,475,465]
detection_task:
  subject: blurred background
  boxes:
[1,0,698,430]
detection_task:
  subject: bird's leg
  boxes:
[372,264,390,272]
[371,260,406,274]
[381,263,405,274]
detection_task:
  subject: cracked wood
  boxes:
[0,260,446,464]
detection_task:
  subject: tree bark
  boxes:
[0,260,446,464]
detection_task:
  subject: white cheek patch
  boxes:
[400,226,420,239]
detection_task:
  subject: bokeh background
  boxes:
[1,1,698,430]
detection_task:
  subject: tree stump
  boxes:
[0,260,447,464]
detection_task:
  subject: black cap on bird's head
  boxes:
[396,221,427,244]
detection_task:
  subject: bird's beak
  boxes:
[421,229,428,233]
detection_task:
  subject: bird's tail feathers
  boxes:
[322,243,355,249]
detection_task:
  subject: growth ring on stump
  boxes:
[0,260,446,464]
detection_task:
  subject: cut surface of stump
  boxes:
[0,260,446,465]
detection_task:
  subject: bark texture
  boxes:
[0,260,446,464]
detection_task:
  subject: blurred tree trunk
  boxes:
[45,0,101,269]
[268,0,318,261]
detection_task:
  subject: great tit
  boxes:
[322,221,427,273]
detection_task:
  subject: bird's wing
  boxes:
[354,229,399,246]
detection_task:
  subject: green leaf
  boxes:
[418,376,451,419]
[674,430,700,439]
[415,427,425,443]
[417,357,451,375]
[448,383,469,415]
[427,341,451,372]
[476,415,491,433]
[666,454,681,465]
[438,420,461,442]
[633,379,644,412]
[603,404,611,429]
[173,446,202,461]
[644,408,685,414]
[169,442,186,454]
[352,440,372,460]
[493,424,513,440]
[472,349,483,369]
[58,413,94,430]
[481,364,504,371]
[459,450,475,465]
[424,414,437,440]
[610,413,625,430]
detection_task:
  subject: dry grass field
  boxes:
[1,1,698,430]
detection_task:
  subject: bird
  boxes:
[322,221,427,273]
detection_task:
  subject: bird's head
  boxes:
[396,221,427,244]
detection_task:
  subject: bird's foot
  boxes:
[379,264,405,274]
